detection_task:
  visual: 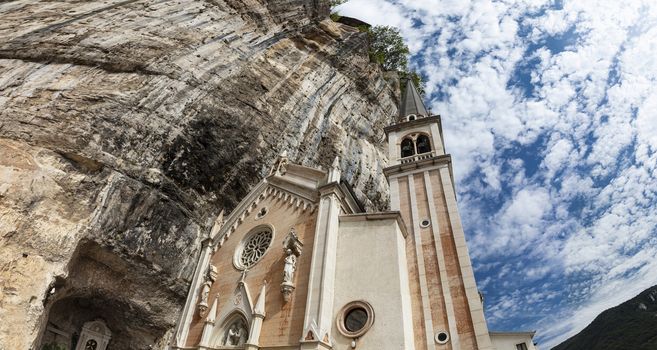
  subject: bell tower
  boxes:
[384,80,493,350]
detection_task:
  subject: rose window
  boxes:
[237,228,273,269]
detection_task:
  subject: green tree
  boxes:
[367,26,409,71]
[400,70,426,96]
[367,25,425,95]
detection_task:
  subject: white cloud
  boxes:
[339,0,657,347]
[543,138,574,178]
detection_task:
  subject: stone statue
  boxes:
[269,151,289,176]
[223,321,248,346]
[200,281,211,306]
[281,229,303,302]
[207,264,218,282]
[225,324,239,345]
[198,264,217,315]
[238,324,247,345]
[283,249,297,283]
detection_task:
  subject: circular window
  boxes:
[234,226,273,270]
[435,331,449,344]
[420,219,431,228]
[337,301,374,338]
[345,308,368,332]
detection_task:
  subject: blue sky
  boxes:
[337,0,657,348]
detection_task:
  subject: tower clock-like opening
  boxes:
[416,135,432,154]
[401,138,415,157]
[400,134,433,159]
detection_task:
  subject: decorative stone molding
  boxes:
[269,150,289,176]
[336,300,375,339]
[216,184,315,249]
[267,186,316,213]
[281,228,303,302]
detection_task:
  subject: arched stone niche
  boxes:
[35,240,183,350]
[75,320,111,350]
[213,312,249,348]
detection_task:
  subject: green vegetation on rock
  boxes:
[367,25,426,95]
[41,343,67,350]
[328,10,426,95]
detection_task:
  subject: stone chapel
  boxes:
[169,81,538,350]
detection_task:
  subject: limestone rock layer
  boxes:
[0,1,397,348]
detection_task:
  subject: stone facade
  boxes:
[172,81,534,350]
[0,1,398,349]
[0,2,537,349]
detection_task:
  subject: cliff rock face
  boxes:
[0,1,398,349]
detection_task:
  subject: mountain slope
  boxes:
[553,285,657,350]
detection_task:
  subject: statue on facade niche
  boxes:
[269,151,289,176]
[198,264,218,315]
[281,228,303,302]
[199,281,211,308]
[223,321,248,346]
[283,249,297,283]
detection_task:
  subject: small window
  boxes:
[401,138,415,158]
[435,331,449,344]
[407,114,417,121]
[345,308,368,332]
[416,135,432,154]
[516,343,528,350]
[85,340,98,350]
[420,219,430,228]
[336,301,375,338]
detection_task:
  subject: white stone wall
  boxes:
[332,216,414,349]
[490,332,538,350]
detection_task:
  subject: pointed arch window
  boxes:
[416,135,431,154]
[401,138,415,158]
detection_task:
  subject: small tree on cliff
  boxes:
[368,26,409,71]
[367,25,425,95]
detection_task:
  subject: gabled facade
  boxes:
[171,81,532,350]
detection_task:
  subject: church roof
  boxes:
[399,79,429,119]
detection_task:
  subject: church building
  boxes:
[170,81,537,350]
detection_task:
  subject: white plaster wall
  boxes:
[332,218,414,349]
[490,333,538,350]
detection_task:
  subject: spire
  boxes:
[328,155,341,183]
[253,282,267,317]
[399,79,429,120]
[205,294,218,323]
